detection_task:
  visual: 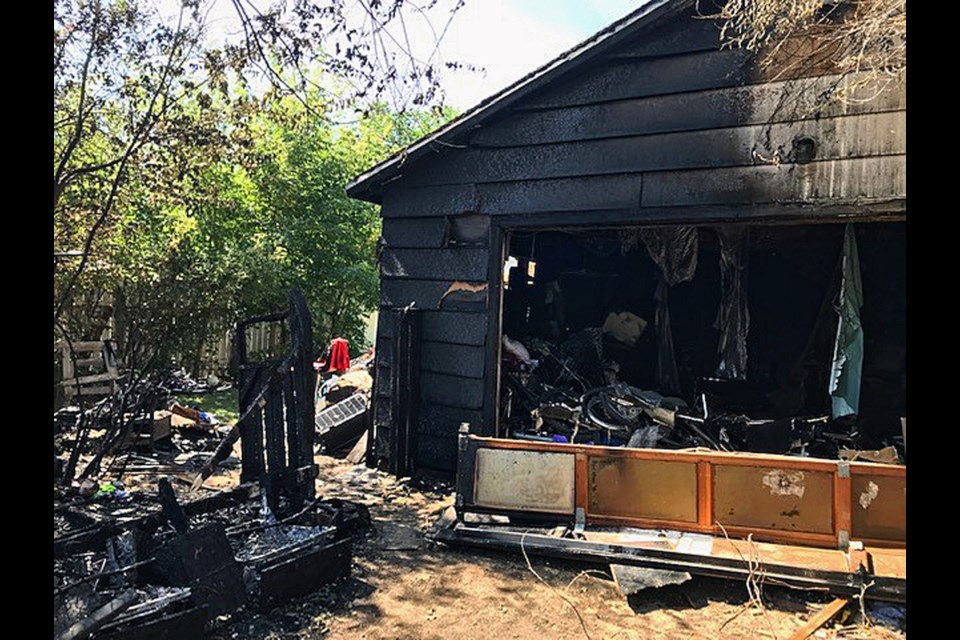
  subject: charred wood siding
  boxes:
[371,6,906,473]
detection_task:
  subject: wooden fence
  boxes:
[188,321,286,380]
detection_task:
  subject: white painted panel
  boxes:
[474,448,576,514]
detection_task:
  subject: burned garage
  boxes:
[349,0,905,600]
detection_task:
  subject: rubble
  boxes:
[53,290,374,637]
[314,344,375,457]
[501,330,905,463]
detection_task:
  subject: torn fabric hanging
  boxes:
[829,225,864,418]
[639,227,698,394]
[714,226,750,380]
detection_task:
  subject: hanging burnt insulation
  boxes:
[829,224,864,418]
[638,227,699,285]
[652,277,680,393]
[714,226,750,380]
[639,227,699,394]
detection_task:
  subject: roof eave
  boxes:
[345,0,691,204]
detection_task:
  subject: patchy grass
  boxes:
[174,388,239,426]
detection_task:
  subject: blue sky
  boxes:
[437,0,644,108]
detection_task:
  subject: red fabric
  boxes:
[326,338,350,373]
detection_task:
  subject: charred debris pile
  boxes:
[54,476,368,639]
[53,368,235,488]
[499,223,906,463]
[54,290,372,639]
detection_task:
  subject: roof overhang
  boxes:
[346,0,693,204]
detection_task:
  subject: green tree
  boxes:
[54,0,462,375]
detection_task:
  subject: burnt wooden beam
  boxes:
[494,201,905,229]
[263,381,286,513]
[57,589,138,640]
[482,222,504,437]
[391,308,422,476]
[157,478,190,534]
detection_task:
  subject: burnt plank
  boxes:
[375,363,391,397]
[282,374,301,475]
[380,248,489,281]
[421,342,486,379]
[381,279,487,311]
[471,72,905,147]
[381,183,479,218]
[158,478,190,534]
[239,404,265,484]
[523,48,753,110]
[641,155,906,208]
[381,217,449,248]
[264,384,285,476]
[374,394,391,423]
[420,372,485,410]
[378,338,392,367]
[479,174,642,214]
[410,112,904,186]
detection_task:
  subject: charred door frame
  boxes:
[484,222,507,437]
[235,289,317,511]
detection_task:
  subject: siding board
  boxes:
[418,404,484,437]
[381,279,488,311]
[381,218,449,248]
[381,183,478,218]
[524,48,753,110]
[421,342,486,379]
[408,111,904,186]
[377,310,488,345]
[641,155,906,208]
[380,248,489,281]
[420,372,485,409]
[479,174,643,214]
[471,73,905,147]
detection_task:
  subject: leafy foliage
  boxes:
[54,0,458,377]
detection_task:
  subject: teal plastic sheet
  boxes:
[829,225,864,417]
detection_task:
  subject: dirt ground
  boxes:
[199,454,906,640]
